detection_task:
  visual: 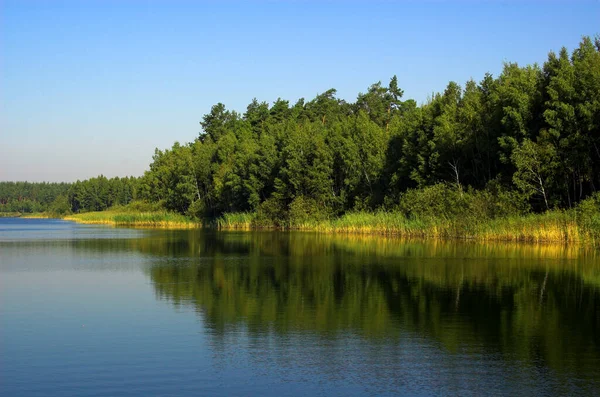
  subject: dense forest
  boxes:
[134,36,600,224]
[2,36,599,226]
[0,182,71,213]
[0,177,139,214]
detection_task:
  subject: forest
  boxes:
[2,36,599,237]
[0,182,70,214]
[134,36,600,224]
[0,177,137,215]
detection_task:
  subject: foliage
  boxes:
[4,36,600,238]
[68,175,139,213]
[48,194,71,216]
[0,182,70,213]
[576,193,600,241]
[134,36,599,222]
[65,209,195,228]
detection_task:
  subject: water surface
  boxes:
[1,218,599,396]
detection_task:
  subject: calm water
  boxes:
[1,218,599,396]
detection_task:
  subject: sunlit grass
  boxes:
[65,210,199,229]
[61,201,600,244]
[216,209,599,244]
[216,212,254,230]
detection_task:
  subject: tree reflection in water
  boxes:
[139,231,600,381]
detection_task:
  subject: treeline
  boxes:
[3,36,599,224]
[135,36,600,223]
[0,176,140,214]
[68,176,139,213]
[0,182,70,213]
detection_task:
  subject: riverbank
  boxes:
[217,209,600,244]
[5,207,598,244]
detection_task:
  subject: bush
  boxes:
[481,179,530,218]
[186,199,205,220]
[395,181,530,223]
[576,193,600,241]
[398,183,469,220]
[288,196,329,226]
[254,197,287,228]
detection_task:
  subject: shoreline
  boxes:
[8,209,594,245]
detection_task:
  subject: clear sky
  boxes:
[1,1,599,182]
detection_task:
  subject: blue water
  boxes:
[1,218,599,396]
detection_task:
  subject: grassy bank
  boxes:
[7,208,598,244]
[215,189,600,244]
[21,193,598,244]
[216,209,600,244]
[64,210,198,229]
[0,212,22,217]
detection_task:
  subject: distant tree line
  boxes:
[2,37,599,221]
[0,176,139,214]
[0,182,70,213]
[68,176,139,213]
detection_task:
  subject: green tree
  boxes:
[511,138,557,210]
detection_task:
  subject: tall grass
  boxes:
[216,209,599,244]
[60,191,600,244]
[216,212,255,230]
[65,210,198,229]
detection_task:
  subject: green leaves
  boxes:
[133,36,600,219]
[511,138,557,209]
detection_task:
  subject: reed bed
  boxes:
[65,210,199,229]
[60,203,599,244]
[216,209,599,244]
[216,212,254,230]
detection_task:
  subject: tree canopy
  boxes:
[3,36,599,221]
[134,36,600,222]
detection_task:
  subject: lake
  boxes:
[1,217,599,396]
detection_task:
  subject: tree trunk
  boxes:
[449,159,462,193]
[538,175,549,210]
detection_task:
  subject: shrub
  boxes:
[398,183,469,220]
[576,193,600,241]
[186,199,205,220]
[254,197,288,228]
[288,196,329,226]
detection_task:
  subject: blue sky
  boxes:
[1,1,599,182]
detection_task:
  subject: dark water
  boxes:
[1,218,599,396]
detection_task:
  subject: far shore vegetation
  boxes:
[2,37,600,244]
